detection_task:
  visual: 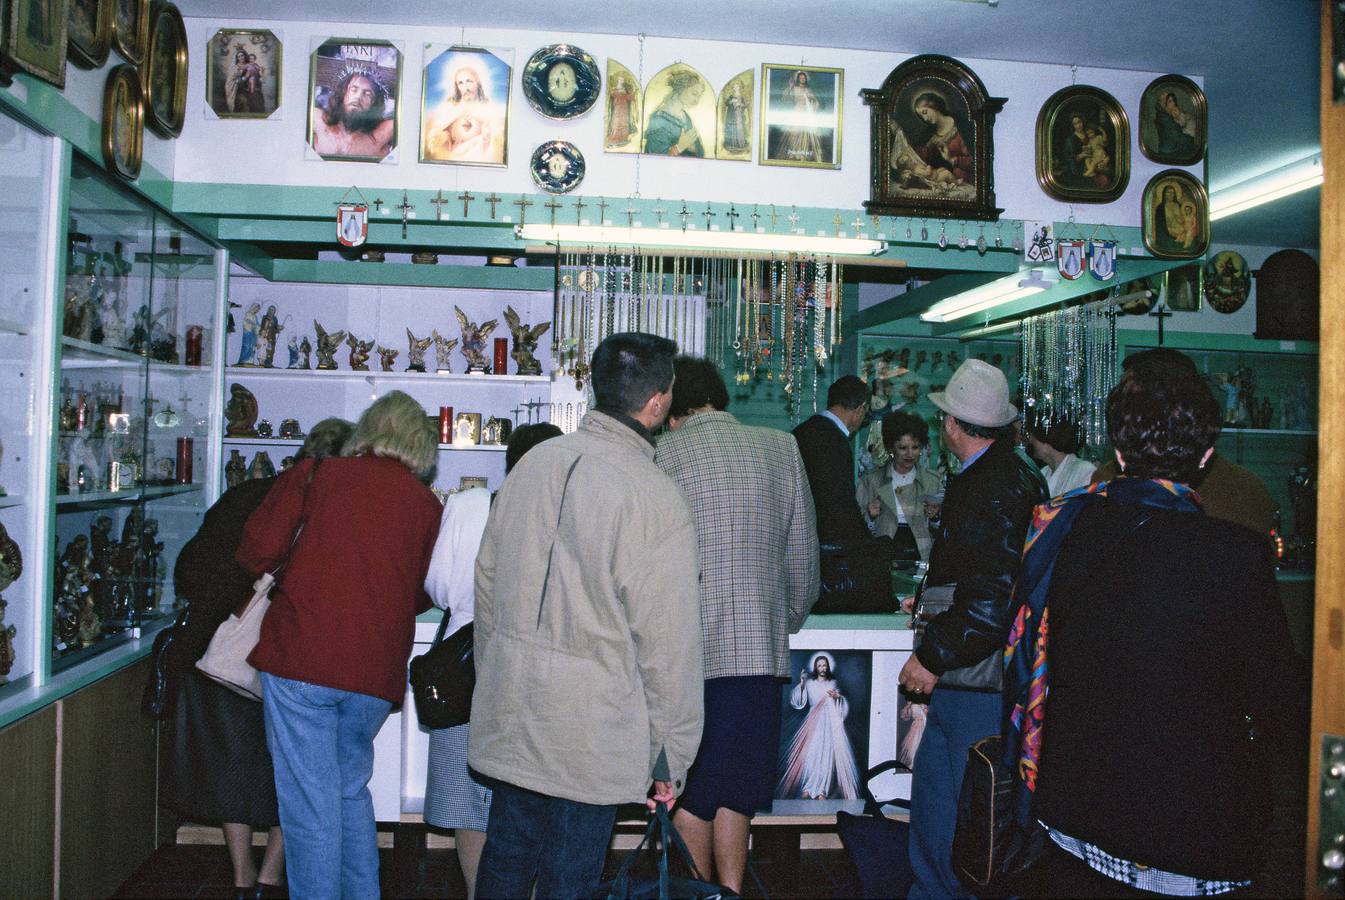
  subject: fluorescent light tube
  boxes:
[1210,156,1323,221]
[516,224,885,257]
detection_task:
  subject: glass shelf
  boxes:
[221,437,506,453]
[0,495,24,509]
[225,366,549,385]
[1220,428,1317,437]
[54,483,202,509]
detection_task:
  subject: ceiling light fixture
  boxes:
[1209,154,1323,221]
[920,268,1057,324]
[515,224,886,257]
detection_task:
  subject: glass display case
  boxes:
[50,155,222,669]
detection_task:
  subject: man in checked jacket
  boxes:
[655,355,821,893]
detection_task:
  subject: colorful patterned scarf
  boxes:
[1001,476,1201,831]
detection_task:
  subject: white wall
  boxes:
[174,17,1199,230]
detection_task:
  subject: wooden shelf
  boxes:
[225,366,548,385]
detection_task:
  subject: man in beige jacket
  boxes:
[470,332,704,899]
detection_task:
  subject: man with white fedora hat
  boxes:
[900,358,1046,899]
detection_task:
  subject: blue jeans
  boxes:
[475,780,618,899]
[261,673,392,900]
[908,687,1002,899]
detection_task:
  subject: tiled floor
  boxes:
[114,832,857,899]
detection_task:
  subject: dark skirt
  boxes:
[162,668,279,827]
[677,675,782,820]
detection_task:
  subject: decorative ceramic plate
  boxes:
[521,44,600,119]
[530,140,585,193]
[1203,250,1251,314]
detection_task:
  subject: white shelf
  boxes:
[0,495,23,509]
[225,366,549,385]
[1220,428,1316,436]
[437,443,506,452]
[223,437,506,453]
[54,482,202,509]
[60,336,145,368]
[0,316,31,336]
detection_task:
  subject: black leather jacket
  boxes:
[918,439,1046,677]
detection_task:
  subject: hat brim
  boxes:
[929,391,1018,428]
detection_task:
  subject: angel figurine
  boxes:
[406,328,432,372]
[346,334,373,371]
[431,329,458,373]
[377,345,399,371]
[503,306,552,376]
[455,305,499,374]
[313,320,347,370]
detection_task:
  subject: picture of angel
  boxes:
[776,649,871,801]
[716,69,753,161]
[604,59,641,153]
[420,45,510,166]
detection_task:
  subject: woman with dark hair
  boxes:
[1006,366,1296,897]
[1025,418,1095,498]
[856,409,942,563]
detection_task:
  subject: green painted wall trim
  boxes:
[265,258,554,291]
[1117,328,1318,355]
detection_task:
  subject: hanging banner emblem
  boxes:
[337,203,369,247]
[1088,239,1117,282]
[1056,239,1087,280]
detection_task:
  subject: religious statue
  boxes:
[502,306,552,376]
[248,451,276,480]
[63,281,93,340]
[346,334,374,371]
[431,329,458,373]
[257,305,285,368]
[224,383,259,437]
[0,598,15,682]
[225,448,247,488]
[297,336,313,370]
[406,328,432,372]
[76,595,101,648]
[54,570,84,649]
[286,334,301,369]
[0,522,22,595]
[99,283,129,349]
[313,320,346,370]
[377,345,399,371]
[454,305,499,374]
[236,303,262,366]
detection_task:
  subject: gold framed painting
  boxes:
[603,58,640,153]
[4,0,69,87]
[1164,263,1202,312]
[1139,74,1206,166]
[143,1,185,138]
[111,0,147,65]
[101,63,143,181]
[308,37,401,162]
[717,68,752,161]
[419,44,511,167]
[760,63,841,169]
[206,29,280,119]
[1035,85,1129,203]
[67,0,111,69]
[641,63,715,159]
[1141,169,1209,259]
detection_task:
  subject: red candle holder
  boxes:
[184,325,204,367]
[175,437,193,484]
[493,338,508,375]
[438,406,454,443]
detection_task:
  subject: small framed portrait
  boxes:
[1113,273,1161,316]
[642,63,715,159]
[4,0,69,87]
[861,54,1006,221]
[454,411,482,445]
[420,44,511,167]
[521,43,599,120]
[101,63,143,181]
[308,38,401,163]
[715,68,753,162]
[1141,169,1209,259]
[67,0,112,69]
[206,29,281,119]
[776,649,872,802]
[459,475,489,491]
[1035,85,1129,203]
[1203,251,1251,314]
[603,59,640,153]
[1139,74,1206,166]
[1164,263,1203,312]
[760,64,841,169]
[143,2,186,138]
[111,0,147,65]
[530,140,584,194]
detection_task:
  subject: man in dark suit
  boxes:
[793,375,897,612]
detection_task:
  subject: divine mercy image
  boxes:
[776,649,871,801]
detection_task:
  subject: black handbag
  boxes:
[597,802,738,900]
[409,613,475,729]
[952,735,1045,893]
[912,583,1002,692]
[142,605,192,720]
[835,761,914,899]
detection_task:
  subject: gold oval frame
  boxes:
[68,0,113,69]
[143,1,186,138]
[1139,73,1207,167]
[111,0,149,66]
[1141,168,1210,259]
[101,63,144,181]
[1035,84,1130,204]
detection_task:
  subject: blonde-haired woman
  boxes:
[237,390,442,899]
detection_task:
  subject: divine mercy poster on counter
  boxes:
[775,649,871,802]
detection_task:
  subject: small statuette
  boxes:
[406,329,432,372]
[377,345,398,371]
[432,330,458,373]
[346,334,373,371]
[225,449,247,488]
[248,451,276,480]
[256,305,285,368]
[224,383,259,437]
[278,419,304,440]
[313,321,347,371]
[236,303,261,366]
[455,306,499,374]
[255,419,273,439]
[502,306,552,377]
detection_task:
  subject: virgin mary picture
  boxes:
[776,650,870,801]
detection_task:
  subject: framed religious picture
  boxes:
[641,63,715,159]
[307,38,400,163]
[205,29,281,119]
[603,58,640,153]
[4,0,69,87]
[775,649,871,802]
[529,140,584,193]
[143,2,186,138]
[1035,85,1129,203]
[861,54,1005,221]
[716,68,752,161]
[1203,250,1251,314]
[760,64,841,168]
[521,43,599,120]
[1141,169,1209,259]
[420,44,511,167]
[1139,74,1206,166]
[67,0,112,69]
[101,63,143,181]
[111,0,147,65]
[1113,273,1161,315]
[1164,263,1202,312]
[1254,248,1319,340]
[459,475,488,491]
[453,411,482,445]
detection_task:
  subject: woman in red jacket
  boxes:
[237,390,442,900]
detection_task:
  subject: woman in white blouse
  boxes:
[856,410,943,563]
[1026,418,1096,499]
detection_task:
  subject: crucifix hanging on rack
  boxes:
[485,193,502,219]
[396,191,415,239]
[751,206,761,231]
[788,208,801,231]
[726,205,740,231]
[679,202,691,231]
[703,203,716,230]
[430,190,449,221]
[624,205,638,228]
[572,196,587,224]
[513,196,533,226]
[596,198,610,225]
[545,198,563,227]
[653,203,667,226]
[457,190,474,218]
